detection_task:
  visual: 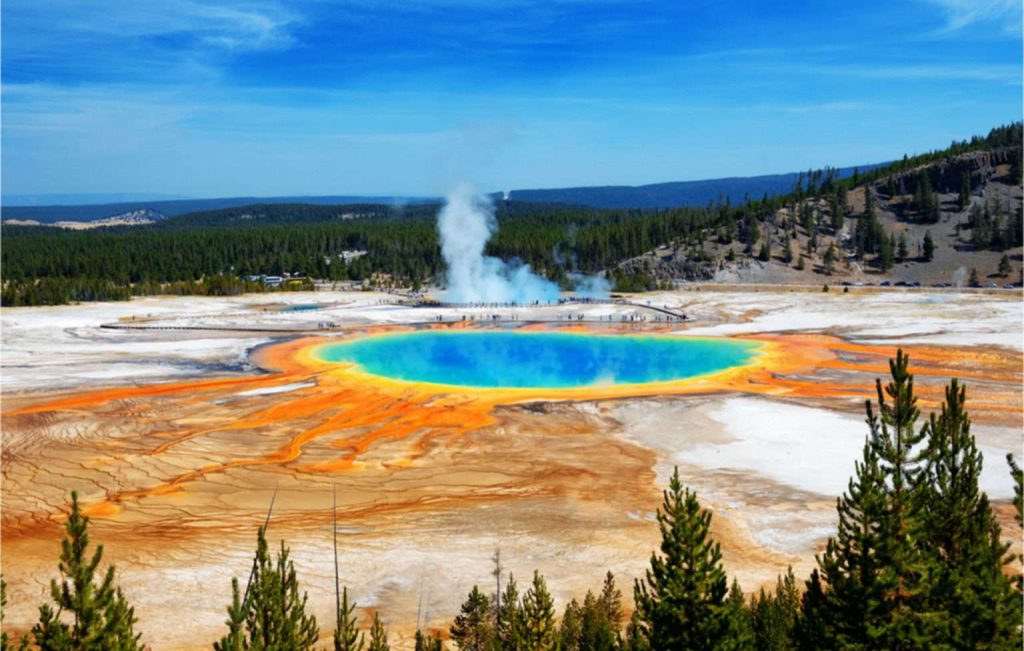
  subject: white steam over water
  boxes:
[438,184,559,304]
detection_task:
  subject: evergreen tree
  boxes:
[579,590,616,651]
[414,630,444,651]
[958,171,971,210]
[1009,454,1024,594]
[721,580,754,650]
[0,575,23,651]
[449,586,493,651]
[969,268,980,288]
[559,599,583,651]
[822,244,836,276]
[920,380,1021,647]
[519,572,556,651]
[897,233,908,262]
[804,351,934,648]
[30,491,143,651]
[757,240,770,262]
[213,578,246,651]
[367,613,390,651]
[867,351,931,645]
[633,468,735,650]
[998,254,1012,277]
[215,526,319,651]
[623,610,650,651]
[750,568,799,651]
[496,575,522,651]
[794,571,828,651]
[334,587,364,651]
[878,233,894,272]
[922,231,935,262]
[1,577,7,651]
[830,192,845,233]
[1009,454,1023,529]
[782,237,793,264]
[598,572,623,635]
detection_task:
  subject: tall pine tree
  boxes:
[633,468,738,650]
[518,572,556,651]
[920,380,1021,647]
[30,491,143,651]
[449,586,493,651]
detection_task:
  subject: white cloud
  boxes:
[920,0,1020,33]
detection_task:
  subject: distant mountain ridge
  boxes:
[506,163,887,209]
[2,165,886,224]
[1,195,436,224]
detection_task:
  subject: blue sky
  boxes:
[2,0,1021,198]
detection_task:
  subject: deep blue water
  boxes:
[281,304,322,312]
[317,331,758,388]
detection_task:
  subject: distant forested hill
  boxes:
[2,166,890,224]
[506,164,887,209]
[0,195,436,224]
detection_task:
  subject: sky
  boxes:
[2,0,1021,199]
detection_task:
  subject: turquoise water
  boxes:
[317,331,758,389]
[281,304,322,312]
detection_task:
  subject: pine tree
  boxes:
[519,571,556,651]
[623,610,650,651]
[633,468,735,650]
[750,568,799,650]
[721,579,754,650]
[805,431,886,647]
[496,574,522,651]
[598,572,623,635]
[0,577,7,651]
[216,526,319,651]
[920,380,1021,647]
[213,578,246,651]
[878,233,894,272]
[1009,454,1024,594]
[867,351,932,645]
[998,254,1012,277]
[334,587,364,651]
[958,171,971,210]
[1009,454,1023,529]
[559,599,583,651]
[822,244,836,276]
[794,570,828,651]
[922,231,935,262]
[30,491,143,651]
[367,613,390,651]
[415,630,444,651]
[897,233,908,262]
[579,590,616,651]
[450,586,493,651]
[804,351,937,648]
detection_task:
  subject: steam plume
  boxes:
[438,184,558,304]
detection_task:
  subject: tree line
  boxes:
[3,351,1021,649]
[3,123,1021,306]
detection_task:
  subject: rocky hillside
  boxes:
[619,143,1023,288]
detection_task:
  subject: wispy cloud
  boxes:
[919,0,1020,33]
[783,63,1021,84]
[62,0,298,50]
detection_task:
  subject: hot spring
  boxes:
[316,331,760,389]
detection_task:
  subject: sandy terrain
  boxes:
[2,289,1021,649]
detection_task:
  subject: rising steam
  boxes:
[437,184,559,304]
